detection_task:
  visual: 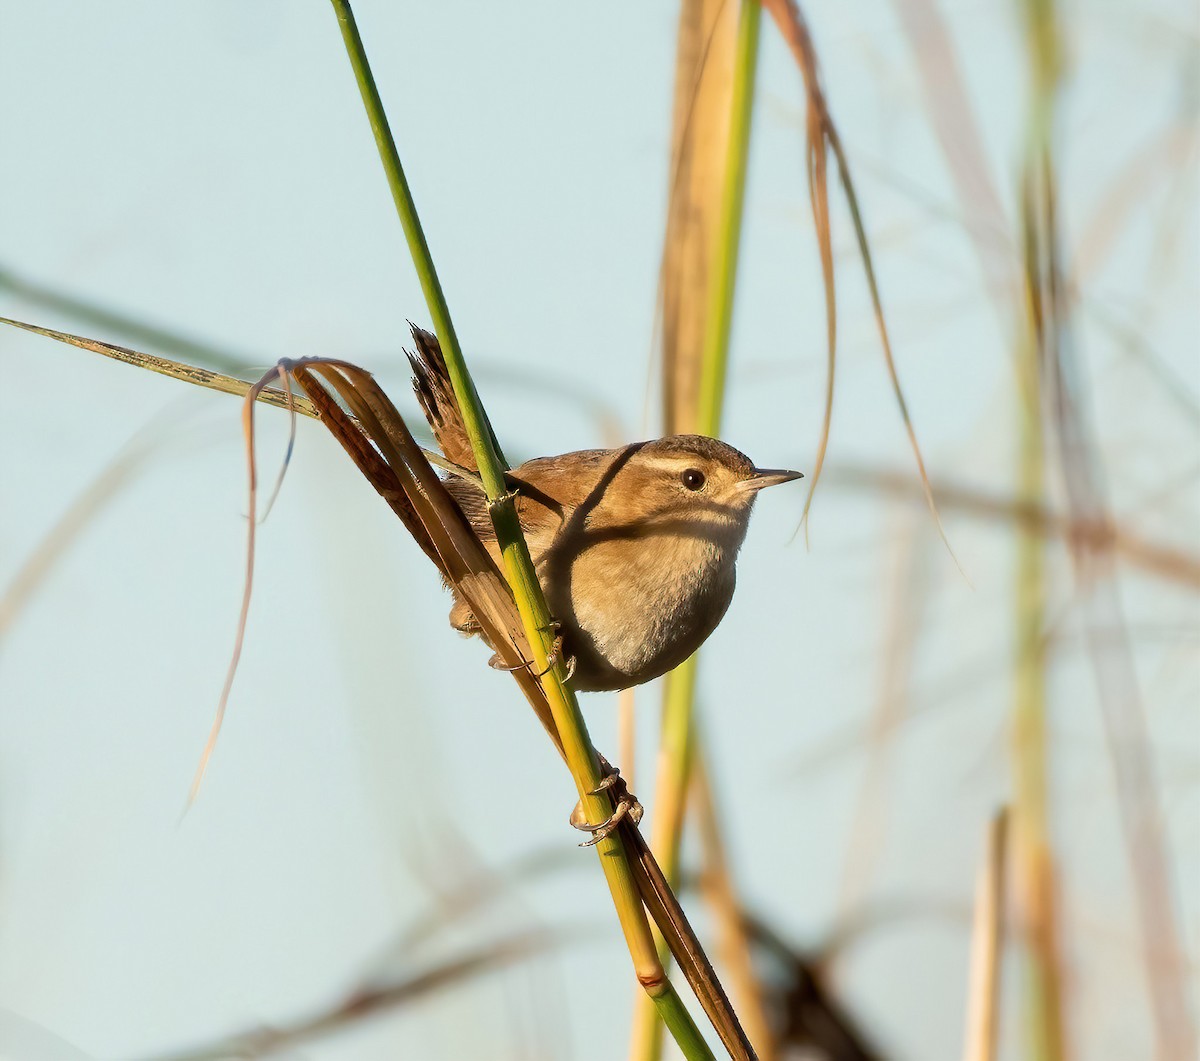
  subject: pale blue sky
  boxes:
[0,3,1196,1058]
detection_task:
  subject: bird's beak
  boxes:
[738,468,804,492]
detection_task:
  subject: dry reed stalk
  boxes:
[157,929,555,1061]
[827,464,1200,590]
[1072,125,1197,286]
[1018,3,1194,1055]
[961,809,1009,1061]
[659,0,738,436]
[0,317,316,418]
[884,7,1197,1047]
[891,0,1017,320]
[1025,154,1195,1061]
[0,407,184,640]
[894,0,1198,453]
[888,6,1196,1048]
[691,758,776,1058]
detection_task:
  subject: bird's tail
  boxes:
[406,324,479,472]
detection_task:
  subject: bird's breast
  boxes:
[539,526,739,691]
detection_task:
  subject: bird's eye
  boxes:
[681,468,706,491]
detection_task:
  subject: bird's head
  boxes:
[599,435,802,545]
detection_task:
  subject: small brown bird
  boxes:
[409,328,802,692]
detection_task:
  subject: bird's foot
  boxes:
[488,620,575,682]
[570,763,643,847]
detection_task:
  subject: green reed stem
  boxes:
[1011,320,1064,1061]
[328,3,713,1056]
[637,3,761,1059]
[695,0,761,435]
[1011,4,1066,1058]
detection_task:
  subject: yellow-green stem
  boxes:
[1012,331,1064,1061]
[328,3,713,1056]
[635,3,761,1059]
[695,0,761,435]
[1012,3,1065,1057]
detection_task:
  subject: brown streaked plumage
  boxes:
[408,327,802,692]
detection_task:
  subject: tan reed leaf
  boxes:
[962,809,1009,1061]
[0,316,317,419]
[659,0,739,436]
[188,363,298,806]
[2,311,755,1059]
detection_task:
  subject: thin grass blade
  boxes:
[760,1,952,558]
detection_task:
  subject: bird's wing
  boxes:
[444,449,621,559]
[443,468,564,560]
[444,473,494,541]
[507,451,618,512]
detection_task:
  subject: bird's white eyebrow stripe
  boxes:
[640,456,706,474]
[639,455,750,479]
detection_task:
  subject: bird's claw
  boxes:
[569,765,643,847]
[488,653,530,673]
[535,641,576,682]
[533,624,575,682]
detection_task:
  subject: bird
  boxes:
[408,326,802,694]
